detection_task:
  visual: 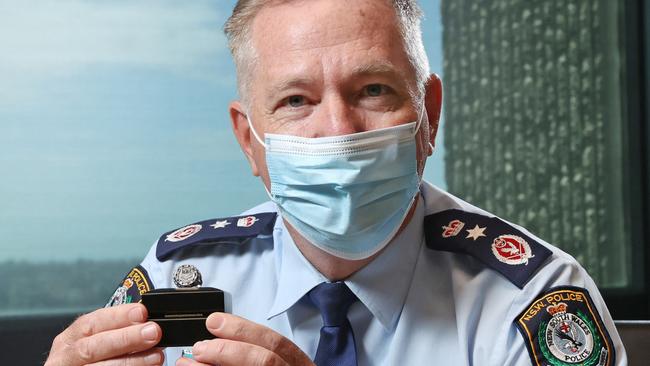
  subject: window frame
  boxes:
[601,0,650,319]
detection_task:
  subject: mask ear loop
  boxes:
[414,104,435,154]
[246,114,267,149]
[414,104,430,186]
[411,103,427,137]
[244,113,275,200]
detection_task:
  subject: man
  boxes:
[46,0,627,365]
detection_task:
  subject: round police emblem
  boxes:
[107,278,133,307]
[107,286,129,306]
[491,234,534,265]
[542,303,596,364]
[173,264,203,288]
[166,224,202,243]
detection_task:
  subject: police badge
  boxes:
[515,287,615,366]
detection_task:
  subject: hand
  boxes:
[45,303,164,366]
[176,312,314,366]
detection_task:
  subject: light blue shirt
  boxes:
[135,182,627,365]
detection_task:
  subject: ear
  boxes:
[424,73,443,155]
[229,101,260,176]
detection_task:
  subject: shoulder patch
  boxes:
[515,286,615,366]
[424,209,552,288]
[106,265,153,307]
[156,212,277,261]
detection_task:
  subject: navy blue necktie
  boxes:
[308,282,359,366]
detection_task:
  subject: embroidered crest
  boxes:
[237,215,259,228]
[166,224,203,243]
[515,287,615,366]
[106,265,153,307]
[491,234,534,265]
[442,219,465,238]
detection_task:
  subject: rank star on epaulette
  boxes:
[515,287,615,366]
[210,220,230,229]
[465,225,486,241]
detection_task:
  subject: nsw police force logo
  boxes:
[516,287,613,366]
[541,302,602,364]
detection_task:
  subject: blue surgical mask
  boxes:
[247,115,423,260]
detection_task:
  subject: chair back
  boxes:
[616,320,650,364]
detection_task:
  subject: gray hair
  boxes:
[224,0,430,108]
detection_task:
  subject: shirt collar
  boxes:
[267,217,327,320]
[345,194,425,331]
[266,194,426,332]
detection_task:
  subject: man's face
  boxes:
[231,0,441,188]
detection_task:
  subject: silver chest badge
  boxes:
[173,264,203,288]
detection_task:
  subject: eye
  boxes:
[364,84,387,97]
[286,95,306,108]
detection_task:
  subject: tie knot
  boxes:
[308,282,358,327]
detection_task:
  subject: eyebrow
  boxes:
[350,61,404,78]
[267,77,316,97]
[265,61,406,98]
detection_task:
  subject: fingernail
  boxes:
[129,306,146,323]
[144,352,162,365]
[141,323,159,341]
[207,313,224,330]
[192,340,206,355]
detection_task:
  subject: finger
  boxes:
[67,304,148,341]
[87,348,165,366]
[69,322,162,365]
[192,338,289,366]
[205,313,312,365]
[175,356,210,366]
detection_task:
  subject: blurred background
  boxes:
[0,0,447,316]
[0,0,648,326]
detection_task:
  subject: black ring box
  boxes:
[141,287,225,347]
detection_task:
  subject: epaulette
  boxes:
[156,212,277,261]
[424,209,552,288]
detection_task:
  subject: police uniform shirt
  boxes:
[109,181,628,365]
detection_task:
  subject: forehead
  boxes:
[249,0,411,83]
